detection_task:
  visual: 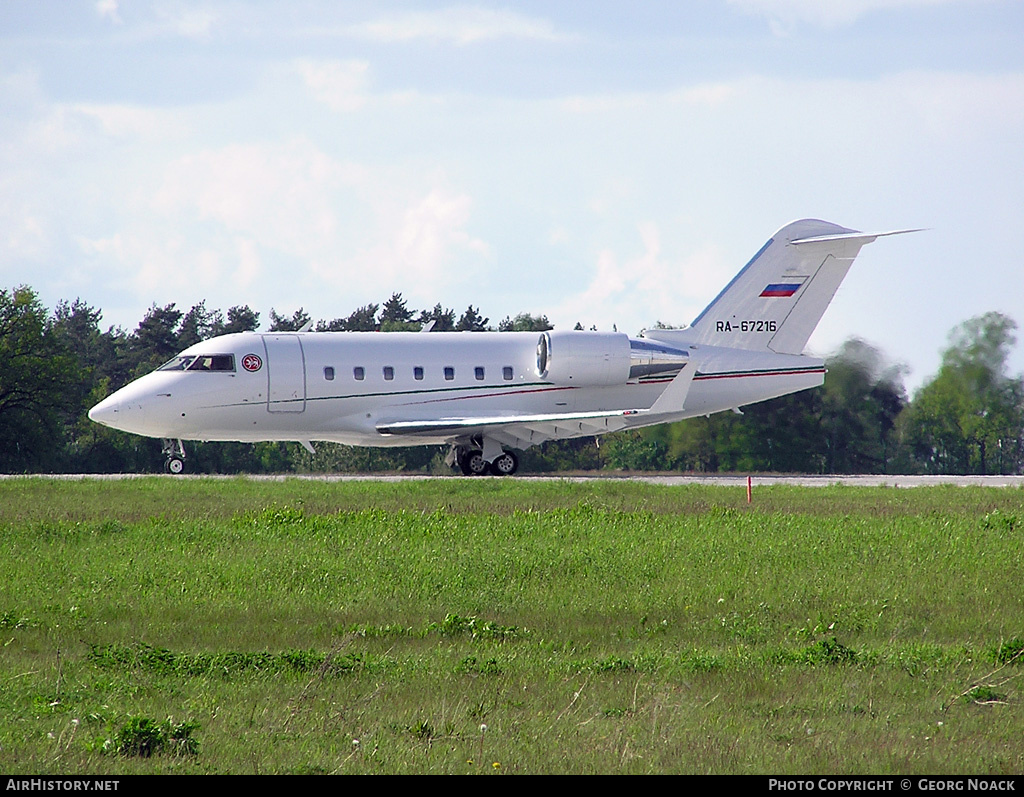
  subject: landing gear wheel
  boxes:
[165,456,185,475]
[460,449,489,476]
[489,451,518,476]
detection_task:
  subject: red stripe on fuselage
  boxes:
[400,384,577,406]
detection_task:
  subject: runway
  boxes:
[596,474,1024,487]
[5,473,1024,487]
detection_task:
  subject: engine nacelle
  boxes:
[536,331,632,387]
[535,331,692,386]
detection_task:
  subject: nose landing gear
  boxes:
[162,438,187,474]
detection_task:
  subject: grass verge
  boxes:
[1,478,1022,773]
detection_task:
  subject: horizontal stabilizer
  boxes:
[790,228,925,246]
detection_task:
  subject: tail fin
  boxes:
[682,219,919,355]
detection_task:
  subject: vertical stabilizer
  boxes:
[683,219,915,355]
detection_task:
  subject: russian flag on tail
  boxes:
[760,283,802,298]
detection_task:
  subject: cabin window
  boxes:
[414,366,424,380]
[503,366,513,380]
[383,366,394,381]
[475,366,485,380]
[353,367,365,381]
[324,367,335,381]
[444,366,455,381]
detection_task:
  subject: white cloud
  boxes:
[549,223,730,334]
[78,228,261,304]
[71,103,188,139]
[77,137,489,314]
[152,139,350,257]
[96,0,122,25]
[562,82,740,115]
[66,139,356,304]
[346,6,565,44]
[295,60,370,113]
[232,237,262,289]
[153,2,223,40]
[325,188,490,301]
[394,190,490,271]
[677,83,740,107]
[1,199,48,261]
[727,0,989,30]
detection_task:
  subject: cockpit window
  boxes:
[187,354,236,372]
[158,356,197,371]
[159,354,235,372]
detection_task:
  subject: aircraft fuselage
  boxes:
[88,329,824,447]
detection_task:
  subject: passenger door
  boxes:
[262,335,306,413]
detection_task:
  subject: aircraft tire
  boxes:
[489,452,518,476]
[165,456,185,475]
[460,449,489,476]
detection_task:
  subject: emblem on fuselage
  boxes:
[242,354,263,372]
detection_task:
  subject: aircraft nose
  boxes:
[88,394,121,427]
[87,390,149,433]
[87,375,178,436]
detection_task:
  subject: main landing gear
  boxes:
[447,437,519,477]
[162,438,186,474]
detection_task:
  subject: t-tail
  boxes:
[672,219,920,355]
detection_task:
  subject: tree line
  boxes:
[2,284,1022,475]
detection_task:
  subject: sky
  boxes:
[2,0,1023,392]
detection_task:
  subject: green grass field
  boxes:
[1,477,1022,774]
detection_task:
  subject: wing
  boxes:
[375,362,697,449]
[377,408,642,449]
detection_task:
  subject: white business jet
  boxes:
[88,219,917,475]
